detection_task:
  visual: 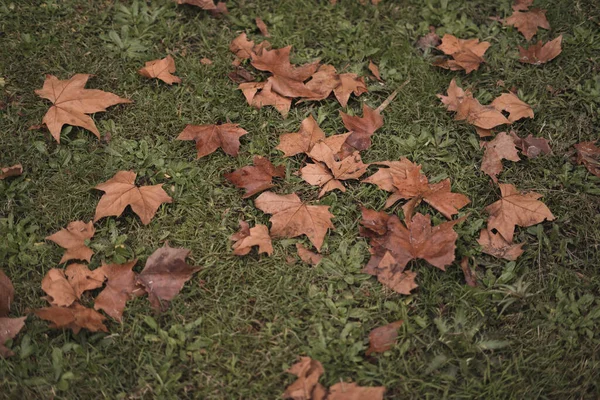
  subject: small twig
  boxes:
[376,78,410,114]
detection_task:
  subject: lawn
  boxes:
[1,0,600,398]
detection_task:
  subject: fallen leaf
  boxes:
[177,123,248,158]
[334,73,368,108]
[255,192,334,252]
[276,115,350,157]
[505,8,550,41]
[327,382,386,400]
[41,265,104,307]
[200,57,213,65]
[434,34,491,74]
[245,80,293,116]
[35,74,131,142]
[175,0,227,14]
[491,93,534,123]
[339,105,384,156]
[519,36,562,64]
[283,357,325,400]
[230,33,255,60]
[0,317,26,357]
[368,61,382,81]
[375,254,418,295]
[459,257,477,287]
[230,221,273,256]
[477,228,525,261]
[138,55,181,85]
[303,65,368,106]
[228,67,255,83]
[0,164,23,180]
[137,245,201,311]
[94,260,141,322]
[225,156,285,198]
[46,221,95,264]
[366,320,403,355]
[485,183,555,242]
[573,141,600,177]
[94,171,172,225]
[296,243,323,266]
[255,17,270,37]
[416,28,441,51]
[0,270,14,317]
[251,46,319,83]
[509,131,551,158]
[480,132,521,182]
[512,0,533,11]
[34,303,108,334]
[437,79,466,112]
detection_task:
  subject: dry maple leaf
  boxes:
[42,265,104,307]
[46,221,95,264]
[339,105,384,156]
[200,57,213,65]
[175,0,227,14]
[459,257,478,287]
[283,357,326,400]
[0,164,23,180]
[230,221,273,256]
[228,66,255,83]
[519,36,562,64]
[373,253,419,295]
[491,93,534,123]
[34,303,108,334]
[255,17,270,37]
[0,317,26,358]
[94,171,172,225]
[177,123,248,159]
[477,228,524,261]
[434,34,491,74]
[334,73,368,108]
[328,382,386,400]
[368,61,382,81]
[302,65,368,106]
[512,0,533,11]
[485,183,555,242]
[230,33,255,60]
[137,245,201,311]
[94,260,143,322]
[509,131,551,158]
[505,9,550,41]
[296,243,323,266]
[225,156,285,198]
[0,270,14,317]
[573,141,600,177]
[480,132,521,182]
[437,78,467,112]
[255,192,334,252]
[276,115,350,157]
[138,55,181,85]
[366,320,403,355]
[35,74,131,142]
[251,46,319,83]
[240,80,293,116]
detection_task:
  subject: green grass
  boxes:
[1,0,600,398]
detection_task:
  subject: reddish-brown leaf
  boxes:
[136,245,201,311]
[327,382,386,400]
[573,141,600,178]
[366,320,403,355]
[200,57,213,65]
[368,61,382,81]
[138,55,181,85]
[339,105,384,156]
[519,36,562,64]
[175,0,227,14]
[230,221,273,256]
[477,228,525,261]
[437,79,466,112]
[276,115,350,158]
[459,257,478,287]
[334,73,368,108]
[41,265,104,307]
[34,303,108,334]
[485,184,555,242]
[480,132,521,182]
[0,270,14,317]
[228,67,255,83]
[0,164,23,180]
[35,74,131,142]
[509,131,551,158]
[434,34,491,74]
[230,33,255,60]
[255,192,334,252]
[94,260,142,322]
[46,221,95,264]
[296,243,323,266]
[505,8,550,41]
[0,317,26,357]
[283,357,325,400]
[177,123,248,158]
[255,17,270,37]
[94,171,172,225]
[491,93,534,123]
[251,46,319,83]
[225,156,285,198]
[241,80,293,116]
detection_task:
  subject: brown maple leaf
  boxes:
[437,78,467,112]
[175,0,227,14]
[251,46,319,82]
[301,143,369,197]
[0,317,26,357]
[34,303,108,334]
[366,320,403,355]
[328,382,386,400]
[368,61,382,81]
[177,123,248,159]
[255,17,270,37]
[46,221,95,264]
[485,183,555,242]
[94,260,143,322]
[35,74,131,142]
[334,73,368,108]
[283,357,326,400]
[296,243,323,266]
[230,221,273,256]
[302,65,368,106]
[339,104,384,156]
[460,257,478,287]
[276,115,350,157]
[240,80,293,116]
[0,164,23,180]
[42,265,104,307]
[136,245,201,311]
[434,34,491,74]
[228,66,255,83]
[363,159,470,219]
[573,141,600,177]
[255,192,334,252]
[505,8,550,41]
[230,33,255,60]
[519,36,562,64]
[509,131,551,158]
[491,93,534,123]
[0,270,14,318]
[477,228,525,261]
[480,132,521,182]
[138,55,181,85]
[94,171,173,225]
[374,252,419,295]
[225,156,285,198]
